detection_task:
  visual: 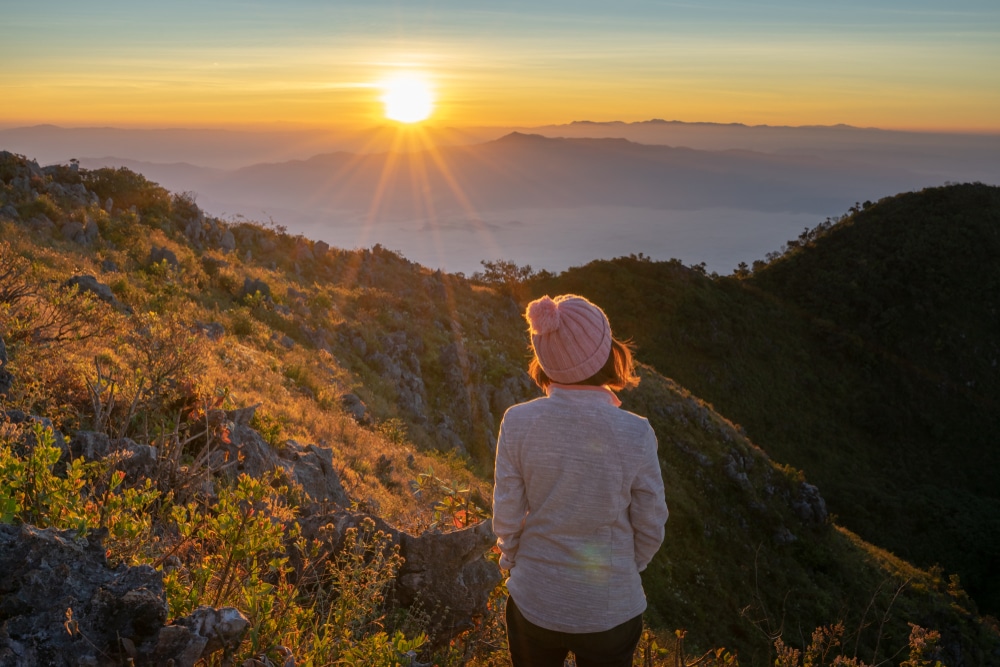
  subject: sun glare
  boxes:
[380,74,434,123]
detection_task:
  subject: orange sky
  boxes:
[2,1,999,132]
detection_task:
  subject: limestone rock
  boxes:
[278,440,350,505]
[300,511,501,645]
[240,277,271,301]
[63,275,126,311]
[220,229,236,252]
[340,393,370,424]
[149,245,179,267]
[0,524,246,667]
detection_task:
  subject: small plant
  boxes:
[301,516,429,665]
[411,467,488,530]
[0,423,161,564]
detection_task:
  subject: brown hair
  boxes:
[528,338,640,392]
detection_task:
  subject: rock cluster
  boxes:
[298,511,502,642]
[0,524,247,667]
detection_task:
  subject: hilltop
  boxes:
[1,150,998,665]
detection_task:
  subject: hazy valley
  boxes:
[6,122,999,275]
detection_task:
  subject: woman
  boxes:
[493,294,669,667]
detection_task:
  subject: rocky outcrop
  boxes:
[0,524,247,667]
[66,431,159,483]
[396,519,501,639]
[60,218,99,245]
[149,245,179,268]
[240,277,272,302]
[210,411,350,506]
[62,275,127,312]
[299,511,501,644]
[339,393,370,424]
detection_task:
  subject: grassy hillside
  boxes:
[531,183,1000,617]
[1,151,997,665]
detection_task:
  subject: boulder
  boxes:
[149,245,179,267]
[278,440,350,505]
[65,431,158,483]
[220,230,236,253]
[62,275,124,311]
[240,277,271,301]
[60,221,85,243]
[792,482,829,525]
[396,519,501,640]
[0,524,247,667]
[339,393,370,424]
[299,511,501,645]
[214,420,348,505]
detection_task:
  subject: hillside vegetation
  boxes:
[1,150,998,666]
[532,183,1000,617]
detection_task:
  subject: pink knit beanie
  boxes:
[525,294,612,384]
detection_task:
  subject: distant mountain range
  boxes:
[4,121,999,275]
[76,132,929,217]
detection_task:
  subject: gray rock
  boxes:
[370,352,402,381]
[100,258,119,273]
[220,230,236,252]
[240,277,271,301]
[82,218,99,244]
[0,524,245,666]
[66,432,158,483]
[149,245,179,267]
[68,430,112,460]
[340,393,370,424]
[792,482,828,525]
[294,240,314,262]
[351,335,367,357]
[773,526,798,545]
[61,220,85,242]
[214,422,279,480]
[0,203,19,220]
[278,440,349,505]
[299,511,501,645]
[63,275,123,310]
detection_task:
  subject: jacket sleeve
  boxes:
[630,424,668,572]
[492,418,527,571]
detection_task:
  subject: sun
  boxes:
[380,73,434,123]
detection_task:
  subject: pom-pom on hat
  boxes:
[525,294,612,384]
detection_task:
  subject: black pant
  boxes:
[505,596,643,667]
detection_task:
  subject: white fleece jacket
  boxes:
[492,384,668,633]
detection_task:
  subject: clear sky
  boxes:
[2,0,999,131]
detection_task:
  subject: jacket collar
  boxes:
[545,383,622,407]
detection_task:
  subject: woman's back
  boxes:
[495,385,665,633]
